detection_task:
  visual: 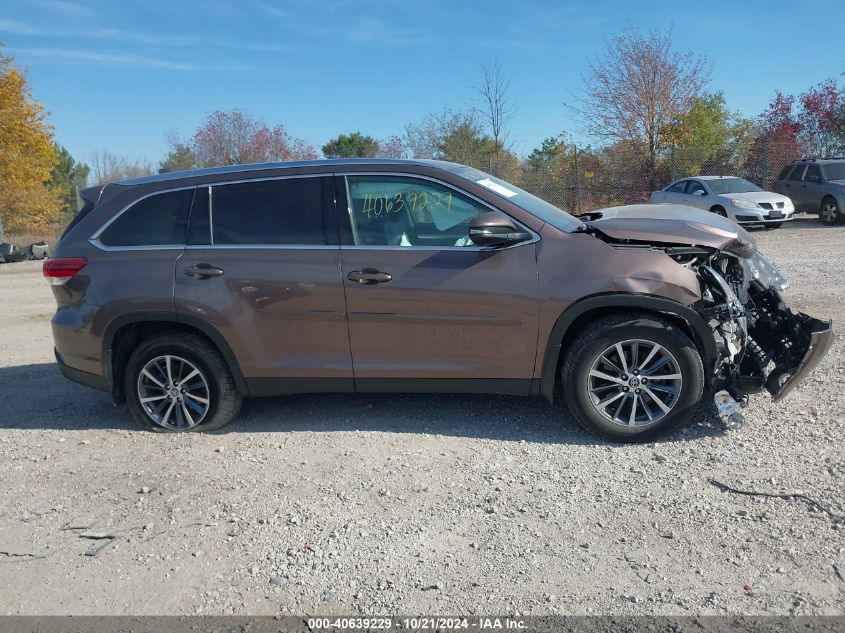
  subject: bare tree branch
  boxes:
[473,62,518,169]
[565,26,711,185]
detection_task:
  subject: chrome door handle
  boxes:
[184,263,224,279]
[347,269,392,285]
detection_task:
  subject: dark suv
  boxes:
[46,160,833,442]
[775,158,845,225]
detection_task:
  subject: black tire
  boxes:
[561,312,704,442]
[710,205,728,217]
[124,331,242,432]
[820,197,840,225]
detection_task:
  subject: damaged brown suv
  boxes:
[46,160,833,441]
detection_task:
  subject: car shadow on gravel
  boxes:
[0,363,729,444]
[0,363,137,431]
[228,392,729,445]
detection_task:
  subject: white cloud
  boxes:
[31,0,97,19]
[12,46,251,71]
[0,18,197,47]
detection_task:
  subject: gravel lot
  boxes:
[0,215,843,616]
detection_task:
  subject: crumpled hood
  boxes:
[585,204,757,258]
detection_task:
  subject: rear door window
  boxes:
[99,189,193,247]
[210,177,326,245]
[777,165,796,180]
[789,165,807,181]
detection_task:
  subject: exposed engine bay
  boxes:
[687,248,833,405]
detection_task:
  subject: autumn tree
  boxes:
[568,27,710,186]
[665,92,755,175]
[404,107,519,177]
[376,135,405,159]
[89,150,153,185]
[322,132,379,158]
[0,43,62,233]
[191,109,317,167]
[521,135,606,211]
[473,62,517,172]
[159,144,197,173]
[523,136,567,187]
[49,143,89,214]
[743,92,803,185]
[404,108,481,160]
[798,80,845,156]
[439,120,488,166]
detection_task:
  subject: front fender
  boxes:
[538,294,719,404]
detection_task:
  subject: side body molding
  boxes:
[538,294,718,403]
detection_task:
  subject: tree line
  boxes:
[2,29,844,234]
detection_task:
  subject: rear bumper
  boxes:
[55,348,108,392]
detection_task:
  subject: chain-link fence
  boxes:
[502,141,804,214]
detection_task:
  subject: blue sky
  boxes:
[3,0,844,166]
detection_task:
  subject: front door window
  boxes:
[345,176,489,247]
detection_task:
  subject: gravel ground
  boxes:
[0,215,843,616]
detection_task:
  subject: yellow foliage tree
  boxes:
[0,43,61,234]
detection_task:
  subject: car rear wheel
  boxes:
[820,197,840,225]
[561,313,704,442]
[710,206,727,217]
[125,331,242,432]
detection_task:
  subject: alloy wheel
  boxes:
[586,339,683,428]
[136,355,211,429]
[822,202,838,224]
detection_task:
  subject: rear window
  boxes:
[823,162,845,180]
[98,189,193,247]
[210,177,326,245]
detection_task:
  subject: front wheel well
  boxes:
[108,321,244,400]
[546,304,713,403]
[559,307,704,367]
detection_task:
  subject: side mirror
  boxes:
[816,176,824,184]
[469,211,531,247]
[692,189,707,197]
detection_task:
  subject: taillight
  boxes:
[43,258,88,285]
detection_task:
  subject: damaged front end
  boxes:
[680,248,834,420]
[584,204,834,426]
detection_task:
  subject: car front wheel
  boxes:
[561,313,704,442]
[124,331,243,432]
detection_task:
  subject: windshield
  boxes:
[706,178,763,194]
[439,164,585,232]
[824,163,845,180]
